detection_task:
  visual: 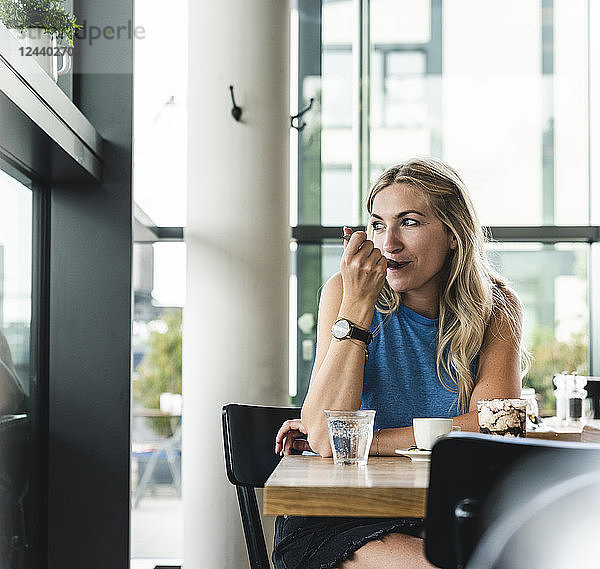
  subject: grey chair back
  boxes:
[425,432,600,569]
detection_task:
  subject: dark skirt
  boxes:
[272,515,425,569]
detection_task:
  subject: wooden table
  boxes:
[264,455,429,518]
[527,429,581,442]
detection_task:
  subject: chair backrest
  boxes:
[425,432,600,569]
[222,403,301,487]
[222,403,301,569]
[467,450,600,569]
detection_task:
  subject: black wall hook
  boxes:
[291,98,314,131]
[229,85,242,121]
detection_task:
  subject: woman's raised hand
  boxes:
[341,227,387,309]
[275,418,313,456]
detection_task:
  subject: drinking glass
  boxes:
[324,410,375,466]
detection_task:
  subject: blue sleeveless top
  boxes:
[360,304,478,429]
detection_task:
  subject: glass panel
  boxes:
[487,242,589,415]
[371,50,427,129]
[297,0,355,225]
[131,243,184,564]
[322,50,353,128]
[321,167,352,226]
[293,1,594,400]
[366,0,589,226]
[131,0,187,563]
[0,168,32,568]
[297,1,593,224]
[133,0,187,227]
[294,242,589,416]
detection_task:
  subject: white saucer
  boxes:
[394,448,431,462]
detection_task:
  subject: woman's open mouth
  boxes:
[386,259,411,270]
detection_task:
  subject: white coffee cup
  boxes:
[412,418,457,450]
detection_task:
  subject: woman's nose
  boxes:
[383,229,403,253]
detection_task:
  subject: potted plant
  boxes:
[0,0,81,81]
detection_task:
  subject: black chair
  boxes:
[466,449,600,569]
[425,432,600,569]
[222,403,301,569]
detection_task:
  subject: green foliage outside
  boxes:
[0,0,81,44]
[523,326,588,415]
[134,309,182,436]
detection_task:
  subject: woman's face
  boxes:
[369,183,456,302]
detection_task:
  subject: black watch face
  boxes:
[332,318,351,339]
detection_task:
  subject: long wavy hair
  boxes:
[366,157,531,412]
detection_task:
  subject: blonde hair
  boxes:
[366,157,530,412]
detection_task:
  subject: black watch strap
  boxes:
[348,324,373,345]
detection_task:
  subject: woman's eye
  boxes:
[401,218,419,227]
[371,221,384,231]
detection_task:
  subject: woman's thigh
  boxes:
[336,532,436,569]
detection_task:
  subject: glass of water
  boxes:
[324,410,376,466]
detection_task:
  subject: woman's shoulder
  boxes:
[321,272,343,298]
[318,272,343,311]
[486,280,523,342]
[491,280,522,317]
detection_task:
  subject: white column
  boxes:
[184,0,290,567]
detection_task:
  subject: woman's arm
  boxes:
[301,231,387,456]
[468,287,523,408]
[300,273,372,456]
[371,412,479,455]
[372,289,524,456]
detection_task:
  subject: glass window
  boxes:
[0,167,32,567]
[302,0,590,226]
[131,243,184,564]
[322,50,353,128]
[292,0,597,414]
[296,0,355,226]
[371,50,428,128]
[131,0,186,564]
[133,0,187,228]
[486,243,589,413]
[0,169,31,404]
[321,168,352,226]
[294,241,590,416]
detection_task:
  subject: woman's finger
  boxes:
[281,430,307,455]
[342,226,353,249]
[354,238,374,258]
[275,419,307,453]
[371,247,383,262]
[342,231,367,257]
[292,439,312,452]
[275,419,306,443]
[283,435,311,455]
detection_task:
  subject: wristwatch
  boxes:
[331,318,373,345]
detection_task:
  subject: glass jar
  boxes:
[554,373,587,422]
[553,374,569,420]
[521,387,540,425]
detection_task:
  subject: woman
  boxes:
[273,157,530,569]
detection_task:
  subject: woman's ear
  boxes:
[449,233,458,250]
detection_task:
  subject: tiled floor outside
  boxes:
[131,494,183,567]
[130,489,278,569]
[131,409,182,567]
